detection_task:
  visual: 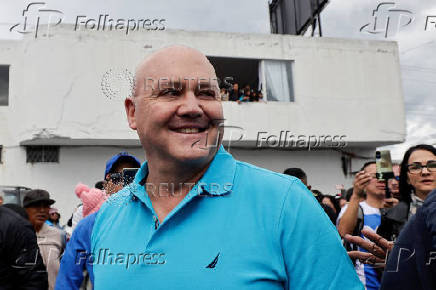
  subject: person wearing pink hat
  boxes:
[74,183,107,218]
[46,207,63,230]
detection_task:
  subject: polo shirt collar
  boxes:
[131,145,236,205]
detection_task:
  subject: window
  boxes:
[263,60,295,102]
[26,146,59,163]
[0,65,9,106]
[207,56,260,91]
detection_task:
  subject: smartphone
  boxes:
[375,150,395,181]
[122,168,139,186]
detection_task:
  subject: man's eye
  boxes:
[198,90,216,99]
[159,89,180,97]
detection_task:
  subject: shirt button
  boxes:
[153,216,159,230]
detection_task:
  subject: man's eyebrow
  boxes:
[197,79,219,89]
[157,78,184,90]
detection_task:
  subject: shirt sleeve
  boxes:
[55,213,96,290]
[279,180,363,290]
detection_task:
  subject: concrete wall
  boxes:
[0,26,405,148]
[0,145,372,222]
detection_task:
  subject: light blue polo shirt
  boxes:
[91,147,363,290]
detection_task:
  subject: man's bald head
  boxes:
[134,45,218,98]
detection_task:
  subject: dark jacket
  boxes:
[377,201,409,241]
[0,206,48,290]
[381,189,436,290]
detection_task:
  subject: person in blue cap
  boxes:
[57,45,362,290]
[56,152,140,289]
[103,152,141,195]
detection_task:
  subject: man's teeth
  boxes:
[177,128,200,134]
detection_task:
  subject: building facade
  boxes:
[0,24,405,219]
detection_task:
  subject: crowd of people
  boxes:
[283,144,436,290]
[1,45,435,290]
[220,83,265,103]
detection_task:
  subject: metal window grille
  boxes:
[26,146,59,163]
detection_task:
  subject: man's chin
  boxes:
[170,144,215,163]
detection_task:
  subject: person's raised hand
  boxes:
[352,171,371,199]
[345,229,394,268]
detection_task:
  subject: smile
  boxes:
[172,127,207,134]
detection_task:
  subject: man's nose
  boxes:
[176,90,203,118]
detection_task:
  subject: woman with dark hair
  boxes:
[398,144,436,214]
[377,144,436,241]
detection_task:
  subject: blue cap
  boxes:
[104,152,141,178]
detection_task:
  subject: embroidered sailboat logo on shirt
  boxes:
[206,253,220,269]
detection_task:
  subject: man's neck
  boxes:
[365,193,384,208]
[145,159,212,223]
[146,159,210,200]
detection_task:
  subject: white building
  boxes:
[0,2,405,219]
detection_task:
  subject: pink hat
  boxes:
[49,208,59,214]
[74,183,107,217]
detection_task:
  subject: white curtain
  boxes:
[263,60,294,102]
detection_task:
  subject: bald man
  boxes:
[57,46,362,290]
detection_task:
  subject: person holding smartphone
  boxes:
[337,161,398,290]
[343,144,436,289]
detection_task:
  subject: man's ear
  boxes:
[125,97,137,130]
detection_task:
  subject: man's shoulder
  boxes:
[98,187,136,216]
[93,188,136,226]
[234,159,298,187]
[233,159,315,208]
[0,206,33,233]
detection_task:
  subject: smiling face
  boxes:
[407,150,436,197]
[125,46,223,167]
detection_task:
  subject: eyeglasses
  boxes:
[108,173,123,184]
[407,160,436,174]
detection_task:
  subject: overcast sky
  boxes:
[320,0,436,159]
[1,0,435,160]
